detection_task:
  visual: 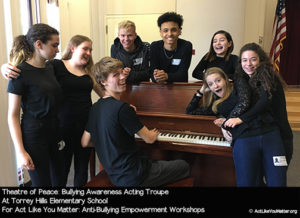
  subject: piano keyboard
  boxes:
[135,132,231,147]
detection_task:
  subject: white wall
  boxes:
[244,0,266,45]
[59,0,92,54]
[263,0,277,54]
[104,0,176,14]
[177,0,246,81]
[0,0,18,186]
[243,0,277,54]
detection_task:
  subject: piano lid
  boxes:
[121,82,204,114]
[120,82,221,135]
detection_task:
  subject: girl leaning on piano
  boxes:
[185,67,251,129]
[185,45,289,187]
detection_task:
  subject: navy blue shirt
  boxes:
[86,97,150,186]
[150,38,192,82]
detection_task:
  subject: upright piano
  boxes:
[119,82,236,186]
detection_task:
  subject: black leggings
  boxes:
[61,123,91,187]
[22,119,64,187]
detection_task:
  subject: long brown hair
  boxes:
[202,67,233,113]
[62,35,97,86]
[236,43,286,99]
[10,23,59,65]
[205,30,234,62]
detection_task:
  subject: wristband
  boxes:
[196,90,203,97]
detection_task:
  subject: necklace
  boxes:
[163,47,177,59]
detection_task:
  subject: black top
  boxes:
[186,74,251,119]
[192,54,238,80]
[7,61,61,120]
[50,59,93,127]
[270,77,293,143]
[111,36,151,83]
[218,74,251,119]
[150,38,192,82]
[86,97,151,186]
[218,75,277,140]
[185,94,215,115]
[270,77,293,161]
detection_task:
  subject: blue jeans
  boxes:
[233,129,287,187]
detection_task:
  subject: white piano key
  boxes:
[135,132,231,147]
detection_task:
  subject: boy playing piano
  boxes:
[81,57,190,187]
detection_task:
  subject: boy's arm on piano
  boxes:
[136,126,160,144]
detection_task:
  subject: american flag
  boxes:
[269,0,287,73]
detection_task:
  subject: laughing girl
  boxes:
[192,30,238,80]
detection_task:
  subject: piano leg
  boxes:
[189,154,236,186]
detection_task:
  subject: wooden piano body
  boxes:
[119,82,236,186]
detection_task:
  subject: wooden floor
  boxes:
[285,86,300,130]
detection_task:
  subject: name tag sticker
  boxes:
[172,59,181,65]
[133,58,143,66]
[273,156,288,166]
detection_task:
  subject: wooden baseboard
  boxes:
[290,122,300,131]
[286,87,300,131]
